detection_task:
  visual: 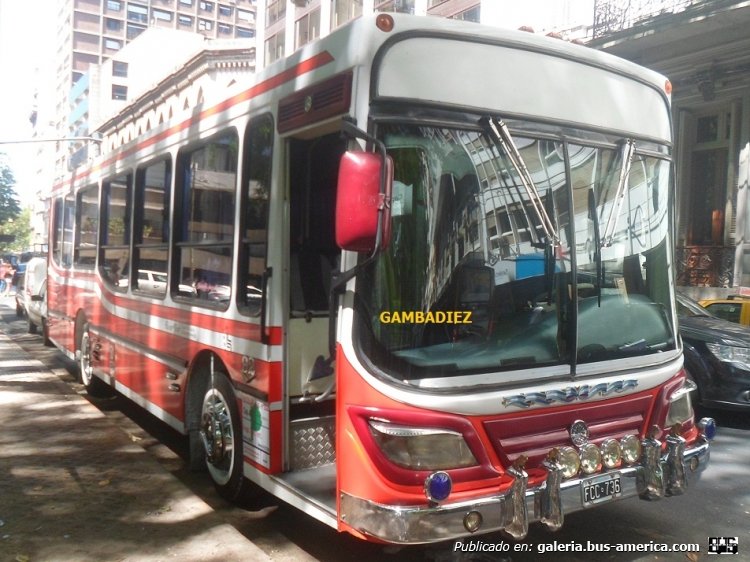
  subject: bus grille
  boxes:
[483,393,653,469]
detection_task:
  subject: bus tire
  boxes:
[78,327,114,398]
[200,373,252,503]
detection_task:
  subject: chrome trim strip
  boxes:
[340,438,709,545]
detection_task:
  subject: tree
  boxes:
[0,208,32,253]
[0,154,22,225]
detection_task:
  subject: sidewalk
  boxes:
[0,330,272,562]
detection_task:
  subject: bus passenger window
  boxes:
[99,173,132,291]
[134,158,171,297]
[174,130,237,306]
[239,114,273,316]
[74,185,99,269]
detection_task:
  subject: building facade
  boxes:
[587,0,750,297]
[53,0,258,173]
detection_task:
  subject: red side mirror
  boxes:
[335,150,393,253]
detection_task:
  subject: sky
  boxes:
[0,0,56,208]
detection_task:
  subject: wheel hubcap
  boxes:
[200,389,234,485]
[80,332,93,385]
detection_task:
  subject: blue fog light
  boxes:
[424,471,452,503]
[698,417,717,440]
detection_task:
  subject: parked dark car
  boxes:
[676,293,750,411]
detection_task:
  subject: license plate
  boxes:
[581,473,622,506]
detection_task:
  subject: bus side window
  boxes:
[134,158,171,298]
[289,133,345,315]
[174,129,237,306]
[99,173,132,291]
[74,184,99,269]
[239,114,273,316]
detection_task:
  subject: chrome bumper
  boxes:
[340,434,711,545]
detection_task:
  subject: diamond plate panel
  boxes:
[290,416,336,471]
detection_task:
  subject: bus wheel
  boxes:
[78,328,114,398]
[200,374,249,502]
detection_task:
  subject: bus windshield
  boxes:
[355,121,677,384]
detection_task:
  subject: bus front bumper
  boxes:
[340,433,711,545]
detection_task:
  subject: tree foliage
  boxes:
[0,155,22,224]
[0,207,32,253]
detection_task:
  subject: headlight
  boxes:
[368,420,478,470]
[706,342,750,370]
[600,438,622,469]
[579,443,602,474]
[620,434,641,464]
[665,379,696,426]
[556,446,581,478]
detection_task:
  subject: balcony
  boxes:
[594,0,712,38]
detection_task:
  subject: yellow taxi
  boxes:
[698,295,750,326]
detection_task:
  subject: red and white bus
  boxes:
[47,13,714,544]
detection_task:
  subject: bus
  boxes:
[46,13,715,545]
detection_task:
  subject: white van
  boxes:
[18,257,47,334]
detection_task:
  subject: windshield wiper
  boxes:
[481,117,559,246]
[588,188,603,306]
[602,139,636,247]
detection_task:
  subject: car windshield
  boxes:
[355,121,677,385]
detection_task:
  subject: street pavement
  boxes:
[0,304,272,562]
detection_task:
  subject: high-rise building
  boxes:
[53,0,258,173]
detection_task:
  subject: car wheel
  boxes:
[16,303,24,318]
[27,317,38,334]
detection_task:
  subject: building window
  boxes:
[685,108,733,246]
[179,0,194,6]
[104,38,122,51]
[331,0,362,28]
[295,8,320,49]
[127,4,149,23]
[237,8,254,23]
[265,31,285,65]
[105,17,122,31]
[153,9,173,21]
[375,0,413,14]
[127,23,146,39]
[178,15,193,26]
[198,18,213,30]
[452,5,480,22]
[218,4,233,16]
[112,84,128,100]
[107,0,122,11]
[199,1,214,12]
[267,0,286,26]
[112,60,128,77]
[218,23,232,34]
[236,26,254,38]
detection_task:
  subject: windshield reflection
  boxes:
[355,122,677,384]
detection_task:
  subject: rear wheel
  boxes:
[78,327,114,398]
[200,373,252,502]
